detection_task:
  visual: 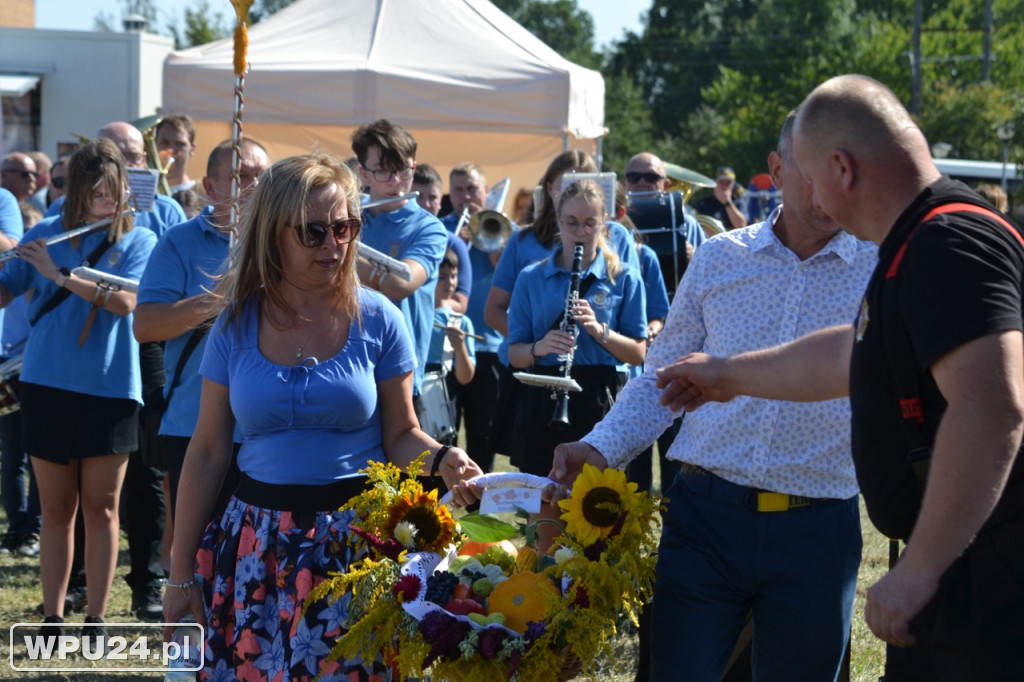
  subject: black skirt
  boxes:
[509,364,626,476]
[21,382,139,463]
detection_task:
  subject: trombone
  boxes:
[467,210,514,253]
[463,176,515,252]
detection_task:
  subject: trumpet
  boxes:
[467,209,514,253]
[0,212,130,265]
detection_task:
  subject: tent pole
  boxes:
[596,136,604,170]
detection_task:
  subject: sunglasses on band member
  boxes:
[2,168,38,180]
[291,218,362,248]
[51,176,66,189]
[624,171,665,184]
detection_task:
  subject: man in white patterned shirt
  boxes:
[552,112,877,681]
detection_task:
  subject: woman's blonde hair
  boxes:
[558,178,621,282]
[216,153,362,326]
[63,138,134,242]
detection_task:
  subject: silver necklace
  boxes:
[290,323,317,360]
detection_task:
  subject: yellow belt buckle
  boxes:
[756,492,789,512]
[756,493,813,511]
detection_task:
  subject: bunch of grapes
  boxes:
[424,570,459,604]
[458,567,488,583]
[477,545,516,575]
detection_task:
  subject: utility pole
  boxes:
[911,0,922,115]
[983,0,993,82]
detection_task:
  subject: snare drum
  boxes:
[418,371,457,443]
[0,354,23,416]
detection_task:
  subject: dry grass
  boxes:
[0,454,888,681]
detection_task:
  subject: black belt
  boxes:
[234,472,368,512]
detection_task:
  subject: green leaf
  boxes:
[459,512,520,542]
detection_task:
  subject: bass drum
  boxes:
[628,190,692,297]
[0,354,23,416]
[418,371,458,445]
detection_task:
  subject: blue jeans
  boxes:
[1,409,40,536]
[651,467,861,682]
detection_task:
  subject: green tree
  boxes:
[491,0,600,69]
[169,0,230,49]
[94,0,159,32]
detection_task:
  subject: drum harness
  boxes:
[881,201,1020,567]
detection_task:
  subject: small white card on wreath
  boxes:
[480,486,542,515]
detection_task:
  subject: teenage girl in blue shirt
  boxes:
[162,153,482,681]
[0,139,157,636]
[506,179,648,476]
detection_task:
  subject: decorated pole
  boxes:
[228,0,256,240]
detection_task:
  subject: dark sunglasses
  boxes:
[625,171,664,184]
[2,168,38,180]
[291,218,361,248]
[51,176,66,189]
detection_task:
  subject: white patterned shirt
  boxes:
[584,208,878,498]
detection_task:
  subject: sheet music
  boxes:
[561,171,617,216]
[125,168,158,213]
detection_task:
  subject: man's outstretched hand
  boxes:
[655,353,736,411]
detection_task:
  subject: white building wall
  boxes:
[0,27,173,159]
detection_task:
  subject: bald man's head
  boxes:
[625,152,668,193]
[795,75,926,165]
[792,74,941,243]
[97,121,146,168]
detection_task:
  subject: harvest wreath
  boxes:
[308,455,662,681]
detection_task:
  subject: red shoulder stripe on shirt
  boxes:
[885,203,1023,280]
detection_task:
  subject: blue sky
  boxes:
[35,0,646,50]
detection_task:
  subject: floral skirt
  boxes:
[195,495,391,682]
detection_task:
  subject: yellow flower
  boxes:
[385,489,456,553]
[558,464,637,546]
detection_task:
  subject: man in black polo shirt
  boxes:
[654,74,1024,680]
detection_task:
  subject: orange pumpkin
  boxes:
[457,539,518,557]
[486,572,558,634]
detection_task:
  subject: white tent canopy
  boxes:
[162,0,605,198]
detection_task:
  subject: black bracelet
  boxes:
[429,444,452,477]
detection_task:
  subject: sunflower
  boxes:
[385,489,457,553]
[558,464,638,546]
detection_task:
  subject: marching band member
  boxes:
[483,150,642,457]
[506,179,647,476]
[0,139,157,638]
[352,119,447,422]
[413,163,472,314]
[134,137,270,522]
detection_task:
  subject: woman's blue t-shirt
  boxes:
[200,288,417,485]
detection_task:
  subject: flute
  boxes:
[360,191,420,211]
[433,322,485,342]
[0,211,130,265]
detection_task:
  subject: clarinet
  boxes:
[550,244,585,429]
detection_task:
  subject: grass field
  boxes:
[0,453,889,681]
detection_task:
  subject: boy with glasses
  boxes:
[352,119,447,419]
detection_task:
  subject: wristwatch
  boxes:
[54,267,71,288]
